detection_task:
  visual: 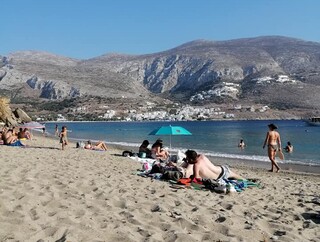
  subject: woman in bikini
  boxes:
[84,140,107,151]
[263,123,281,172]
[59,126,68,150]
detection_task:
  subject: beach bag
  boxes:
[162,170,183,181]
[150,163,165,174]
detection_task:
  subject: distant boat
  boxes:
[306,117,320,126]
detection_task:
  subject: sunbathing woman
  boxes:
[84,140,108,151]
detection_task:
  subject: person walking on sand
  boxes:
[59,126,68,150]
[263,123,281,172]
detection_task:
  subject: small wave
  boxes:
[106,141,140,148]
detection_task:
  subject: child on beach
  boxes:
[59,126,68,150]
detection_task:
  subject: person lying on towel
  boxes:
[184,150,243,182]
[84,140,107,151]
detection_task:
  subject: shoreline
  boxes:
[109,142,320,175]
[40,130,320,175]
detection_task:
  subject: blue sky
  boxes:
[1,0,319,59]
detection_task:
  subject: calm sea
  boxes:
[44,120,320,166]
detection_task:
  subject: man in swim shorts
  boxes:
[263,123,281,172]
[184,150,243,181]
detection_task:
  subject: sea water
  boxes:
[45,120,320,166]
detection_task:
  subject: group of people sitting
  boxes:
[138,139,169,161]
[137,139,243,183]
[0,127,31,146]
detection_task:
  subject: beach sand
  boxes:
[0,135,319,242]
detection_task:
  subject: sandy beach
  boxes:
[0,134,319,242]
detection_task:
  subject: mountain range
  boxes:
[1,36,320,118]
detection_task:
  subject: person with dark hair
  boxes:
[284,141,293,153]
[139,140,151,158]
[184,150,243,181]
[17,128,25,139]
[263,123,281,172]
[151,139,169,162]
[17,128,31,140]
[238,139,245,148]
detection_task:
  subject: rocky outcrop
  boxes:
[13,108,32,123]
[0,108,32,127]
[26,77,81,99]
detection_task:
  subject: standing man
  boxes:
[263,123,281,172]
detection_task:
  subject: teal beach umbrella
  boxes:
[149,125,192,149]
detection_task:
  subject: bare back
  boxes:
[267,130,280,145]
[194,154,222,179]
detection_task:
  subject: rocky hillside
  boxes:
[1,36,320,113]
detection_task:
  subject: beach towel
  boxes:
[7,140,24,147]
[177,178,192,185]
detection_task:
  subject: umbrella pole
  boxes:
[170,134,172,150]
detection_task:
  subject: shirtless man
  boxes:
[185,150,243,181]
[263,123,281,172]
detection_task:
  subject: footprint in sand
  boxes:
[29,208,39,220]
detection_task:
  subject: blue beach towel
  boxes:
[7,140,24,147]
